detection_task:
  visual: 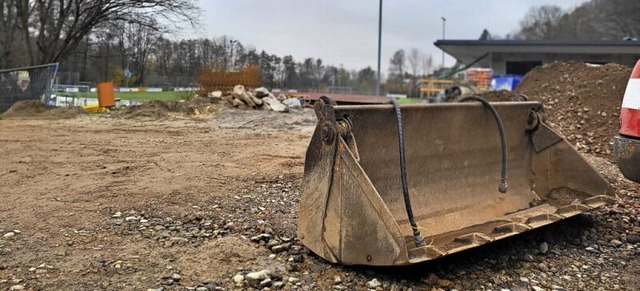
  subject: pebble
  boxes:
[171,273,181,281]
[246,270,270,286]
[366,278,382,289]
[626,234,640,244]
[112,212,122,218]
[540,242,549,254]
[271,243,291,253]
[532,286,545,291]
[9,285,24,291]
[610,239,623,247]
[3,232,16,238]
[268,254,276,260]
[232,274,245,285]
[259,278,272,288]
[196,288,208,291]
[334,276,342,284]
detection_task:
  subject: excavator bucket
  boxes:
[298,98,614,266]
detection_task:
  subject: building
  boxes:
[435,40,640,75]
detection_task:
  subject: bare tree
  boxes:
[407,48,420,78]
[2,0,199,68]
[590,0,640,39]
[515,5,565,40]
[388,49,406,83]
[420,53,433,77]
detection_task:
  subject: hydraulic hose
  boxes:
[459,96,508,193]
[391,99,426,247]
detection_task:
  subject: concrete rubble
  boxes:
[216,85,302,112]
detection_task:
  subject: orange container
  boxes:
[97,82,116,107]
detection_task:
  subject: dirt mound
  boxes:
[514,62,631,158]
[113,97,224,119]
[479,90,520,102]
[1,100,86,119]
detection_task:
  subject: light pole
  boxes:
[229,39,237,70]
[441,17,446,68]
[376,0,382,96]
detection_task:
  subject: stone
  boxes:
[246,270,270,287]
[262,96,288,112]
[3,232,16,238]
[232,274,245,285]
[259,278,272,288]
[366,278,382,289]
[288,277,299,283]
[112,212,122,218]
[208,91,223,98]
[9,285,24,291]
[610,239,623,247]
[268,254,276,260]
[334,276,342,284]
[539,263,549,272]
[171,273,181,282]
[196,288,208,291]
[266,239,280,249]
[626,234,640,244]
[532,287,545,291]
[271,243,291,253]
[254,87,270,98]
[283,98,302,109]
[540,242,549,254]
[232,85,246,96]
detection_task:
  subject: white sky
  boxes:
[191,0,588,73]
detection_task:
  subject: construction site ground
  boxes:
[1,62,640,290]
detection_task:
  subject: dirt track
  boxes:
[1,107,640,290]
[0,110,314,290]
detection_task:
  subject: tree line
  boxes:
[0,0,438,93]
[509,0,640,40]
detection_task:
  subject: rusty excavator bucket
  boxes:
[298,97,614,266]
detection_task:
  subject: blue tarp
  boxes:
[490,75,523,91]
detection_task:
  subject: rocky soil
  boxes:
[1,62,640,290]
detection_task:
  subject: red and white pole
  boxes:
[620,60,640,137]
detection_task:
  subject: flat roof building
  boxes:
[435,40,640,75]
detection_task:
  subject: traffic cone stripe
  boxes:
[620,60,640,137]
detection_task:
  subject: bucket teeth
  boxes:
[454,233,493,244]
[583,195,617,208]
[556,204,591,216]
[408,245,446,262]
[493,222,532,234]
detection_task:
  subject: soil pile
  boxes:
[515,62,631,157]
[1,100,86,119]
[479,90,520,102]
[113,97,224,119]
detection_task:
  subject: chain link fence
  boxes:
[0,64,59,113]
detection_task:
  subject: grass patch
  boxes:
[55,91,193,101]
[396,97,422,105]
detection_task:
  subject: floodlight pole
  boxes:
[441,17,446,68]
[376,0,382,96]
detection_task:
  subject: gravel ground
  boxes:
[0,107,639,290]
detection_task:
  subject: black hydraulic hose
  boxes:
[391,99,426,247]
[459,96,508,193]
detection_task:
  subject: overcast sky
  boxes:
[193,0,588,73]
